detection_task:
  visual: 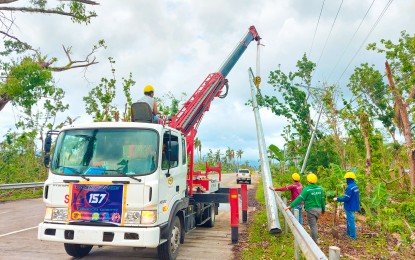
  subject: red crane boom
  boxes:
[169,26,261,196]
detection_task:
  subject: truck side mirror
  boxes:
[44,154,50,167]
[44,134,52,153]
[43,130,59,168]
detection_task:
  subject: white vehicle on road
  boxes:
[236,169,251,184]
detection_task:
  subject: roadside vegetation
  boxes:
[0,188,43,202]
[237,175,415,259]
[237,180,299,259]
[238,29,415,259]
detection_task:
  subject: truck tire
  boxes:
[204,204,215,227]
[63,243,93,257]
[158,215,181,260]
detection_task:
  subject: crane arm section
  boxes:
[170,26,261,135]
[219,26,260,78]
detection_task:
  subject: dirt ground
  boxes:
[317,208,415,259]
[233,180,415,259]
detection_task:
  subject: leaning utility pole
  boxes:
[248,67,281,234]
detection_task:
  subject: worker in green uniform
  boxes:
[285,173,325,243]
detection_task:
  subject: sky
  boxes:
[0,0,414,165]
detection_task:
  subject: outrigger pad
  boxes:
[131,102,154,123]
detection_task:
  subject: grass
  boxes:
[0,187,43,202]
[239,179,305,260]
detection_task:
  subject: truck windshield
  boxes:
[51,128,159,176]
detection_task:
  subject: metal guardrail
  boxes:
[0,182,44,190]
[274,192,328,260]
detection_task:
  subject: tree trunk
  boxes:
[328,110,346,169]
[359,112,372,176]
[363,132,371,176]
[0,93,10,111]
[385,61,415,192]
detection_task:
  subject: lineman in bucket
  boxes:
[138,85,160,122]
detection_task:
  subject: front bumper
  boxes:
[38,222,161,247]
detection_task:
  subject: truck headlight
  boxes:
[124,210,157,225]
[124,211,141,225]
[44,207,68,222]
[141,210,157,224]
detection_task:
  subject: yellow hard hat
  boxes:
[292,173,300,181]
[306,173,318,184]
[144,85,154,93]
[344,172,356,179]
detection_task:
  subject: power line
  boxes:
[314,0,344,73]
[327,0,376,81]
[308,0,326,58]
[336,0,394,85]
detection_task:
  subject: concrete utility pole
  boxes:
[300,102,324,175]
[248,67,281,234]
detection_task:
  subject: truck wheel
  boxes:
[204,205,215,227]
[64,243,93,257]
[158,216,181,260]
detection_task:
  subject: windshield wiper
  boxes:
[59,166,90,181]
[104,169,142,182]
[125,175,142,182]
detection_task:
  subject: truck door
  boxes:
[158,131,187,223]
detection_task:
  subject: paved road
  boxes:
[0,173,257,260]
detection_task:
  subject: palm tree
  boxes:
[207,149,214,165]
[225,147,234,168]
[198,141,202,161]
[194,137,202,162]
[236,149,243,168]
[214,149,221,164]
[243,160,250,168]
[222,155,228,166]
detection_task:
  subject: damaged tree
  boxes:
[0,0,102,112]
